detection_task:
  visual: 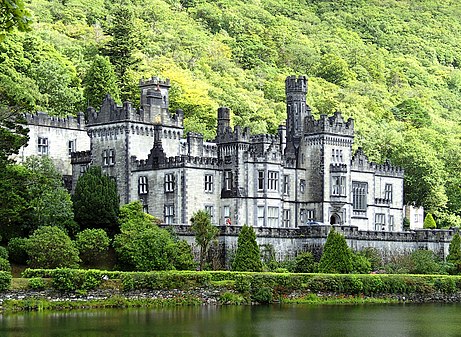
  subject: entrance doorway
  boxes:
[330,214,340,225]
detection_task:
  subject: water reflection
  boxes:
[0,303,460,337]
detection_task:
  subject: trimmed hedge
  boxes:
[19,269,461,297]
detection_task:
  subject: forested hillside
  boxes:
[2,0,461,225]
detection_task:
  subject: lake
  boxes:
[0,303,460,337]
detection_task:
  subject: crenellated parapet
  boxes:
[87,95,138,125]
[133,154,221,171]
[285,75,307,94]
[305,111,354,137]
[139,77,170,88]
[71,150,92,164]
[216,125,251,143]
[352,148,404,177]
[26,111,86,130]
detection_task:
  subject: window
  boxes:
[258,171,265,191]
[389,215,395,231]
[224,205,230,225]
[385,184,393,203]
[68,139,76,156]
[283,175,289,195]
[164,204,174,224]
[109,149,115,165]
[283,209,290,227]
[164,173,175,192]
[257,206,265,227]
[352,182,367,211]
[267,171,278,191]
[138,176,148,194]
[331,176,346,196]
[267,207,279,227]
[306,209,315,221]
[103,150,109,166]
[224,170,233,191]
[375,213,386,231]
[79,164,88,175]
[300,179,305,193]
[204,174,213,193]
[300,209,306,223]
[38,137,48,155]
[205,205,214,222]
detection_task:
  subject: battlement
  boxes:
[305,111,354,136]
[87,95,138,125]
[133,154,220,171]
[250,133,280,144]
[71,150,92,164]
[374,159,404,177]
[330,163,348,173]
[285,75,307,93]
[139,77,170,88]
[216,125,251,143]
[352,148,403,177]
[26,111,86,130]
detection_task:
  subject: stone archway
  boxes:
[330,214,341,225]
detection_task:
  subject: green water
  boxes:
[0,304,460,337]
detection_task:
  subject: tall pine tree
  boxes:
[447,233,461,274]
[232,224,262,272]
[84,55,120,109]
[318,229,353,274]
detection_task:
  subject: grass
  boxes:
[281,293,400,305]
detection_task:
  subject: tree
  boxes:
[84,55,120,109]
[318,229,353,274]
[423,213,437,229]
[75,229,111,266]
[25,226,80,269]
[293,252,316,273]
[190,209,219,270]
[0,0,31,41]
[447,233,461,274]
[114,201,194,271]
[72,166,120,235]
[232,224,262,272]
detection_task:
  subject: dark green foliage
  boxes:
[25,226,80,269]
[447,233,461,274]
[232,225,263,272]
[7,237,28,264]
[293,252,316,273]
[0,246,8,260]
[84,55,120,109]
[0,271,11,291]
[114,201,192,271]
[410,250,444,275]
[423,213,437,229]
[28,277,45,290]
[0,0,31,39]
[0,257,11,272]
[352,254,372,274]
[75,229,111,266]
[391,99,430,128]
[190,210,219,270]
[72,166,119,235]
[357,247,383,271]
[318,230,353,274]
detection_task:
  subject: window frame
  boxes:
[267,171,279,191]
[204,174,214,193]
[38,137,49,155]
[138,176,148,195]
[164,173,175,193]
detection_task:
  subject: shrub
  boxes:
[423,213,436,229]
[410,250,444,274]
[0,257,11,272]
[0,271,11,291]
[0,246,8,260]
[25,226,80,269]
[357,247,383,271]
[232,225,263,272]
[28,277,46,290]
[75,229,110,265]
[318,229,353,274]
[252,286,273,304]
[447,233,461,274]
[293,252,316,273]
[352,254,372,274]
[7,237,28,264]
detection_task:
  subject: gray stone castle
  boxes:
[70,75,404,232]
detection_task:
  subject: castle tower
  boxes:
[285,76,310,159]
[217,107,231,137]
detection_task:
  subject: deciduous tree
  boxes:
[190,209,219,270]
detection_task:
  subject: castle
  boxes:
[70,75,404,232]
[23,76,454,261]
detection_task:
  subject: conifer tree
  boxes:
[84,55,120,109]
[447,233,461,274]
[72,166,120,235]
[318,229,353,274]
[190,210,219,270]
[232,224,262,272]
[423,213,437,229]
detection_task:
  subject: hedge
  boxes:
[19,269,461,296]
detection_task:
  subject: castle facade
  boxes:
[69,75,404,232]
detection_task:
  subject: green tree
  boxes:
[318,229,353,274]
[0,0,31,41]
[410,249,443,274]
[84,55,120,109]
[25,226,80,269]
[232,224,262,272]
[447,233,461,274]
[75,229,111,266]
[293,251,316,273]
[423,213,436,229]
[190,209,219,270]
[72,166,120,235]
